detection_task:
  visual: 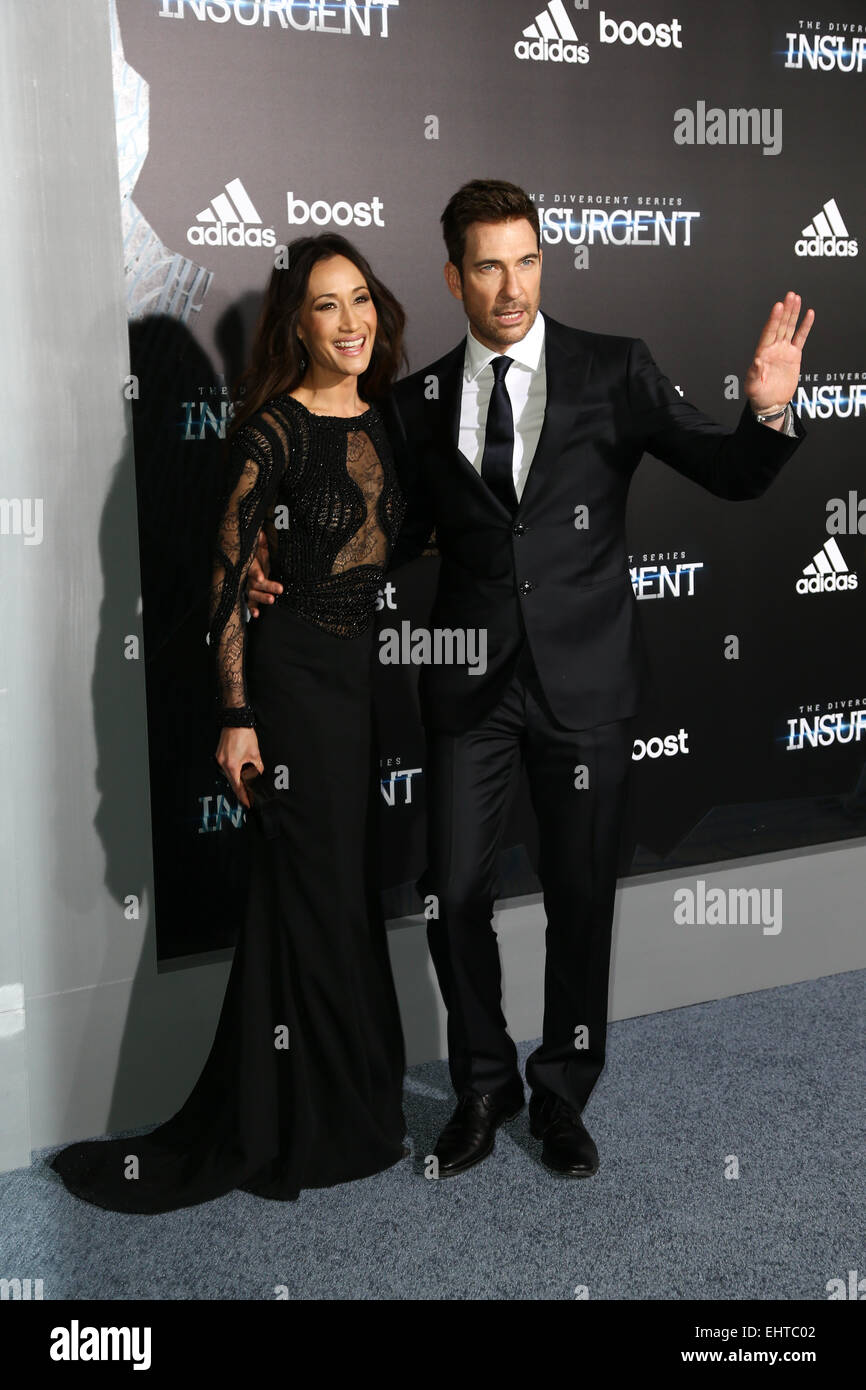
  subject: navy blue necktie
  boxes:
[480,355,518,513]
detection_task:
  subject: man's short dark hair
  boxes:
[441,179,541,274]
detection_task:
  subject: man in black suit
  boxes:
[247,179,812,1180]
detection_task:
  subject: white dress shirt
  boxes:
[458,309,547,503]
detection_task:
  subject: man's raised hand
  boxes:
[745,291,815,418]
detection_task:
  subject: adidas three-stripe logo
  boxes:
[804,538,848,576]
[196,177,262,228]
[796,538,858,593]
[515,0,589,62]
[801,198,849,241]
[795,197,858,258]
[187,177,276,248]
[523,0,578,42]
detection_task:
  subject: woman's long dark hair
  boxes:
[228,234,406,435]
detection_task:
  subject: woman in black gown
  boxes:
[50,235,409,1212]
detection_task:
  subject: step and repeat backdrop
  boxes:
[108,0,866,960]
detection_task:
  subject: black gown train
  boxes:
[50,394,408,1212]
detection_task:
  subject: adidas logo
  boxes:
[187,177,276,249]
[515,0,590,62]
[796,537,858,594]
[795,198,858,258]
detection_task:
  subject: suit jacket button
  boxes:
[519,580,534,595]
[513,522,525,536]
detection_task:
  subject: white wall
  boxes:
[0,0,154,1165]
[388,841,866,1074]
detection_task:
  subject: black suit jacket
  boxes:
[384,315,805,734]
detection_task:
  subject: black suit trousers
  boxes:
[423,641,635,1113]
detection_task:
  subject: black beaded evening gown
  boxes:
[50,394,409,1212]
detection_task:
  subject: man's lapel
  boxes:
[518,317,594,515]
[436,344,463,452]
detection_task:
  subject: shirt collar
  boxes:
[464,310,546,382]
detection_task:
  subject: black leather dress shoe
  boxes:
[432,1082,525,1178]
[529,1095,599,1177]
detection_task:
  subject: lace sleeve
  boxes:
[207,417,285,728]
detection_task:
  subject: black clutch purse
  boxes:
[240,762,282,838]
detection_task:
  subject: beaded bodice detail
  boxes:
[207,394,404,727]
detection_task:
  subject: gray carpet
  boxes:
[2,969,863,1300]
